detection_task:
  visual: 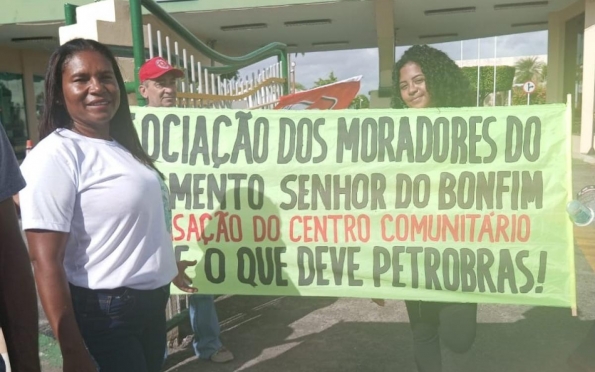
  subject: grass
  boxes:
[39,334,62,370]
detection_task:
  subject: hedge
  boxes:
[461,66,516,93]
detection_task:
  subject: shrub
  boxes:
[511,85,546,106]
[461,66,516,105]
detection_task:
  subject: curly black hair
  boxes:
[392,44,473,109]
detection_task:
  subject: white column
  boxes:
[476,39,481,107]
[370,0,395,108]
[493,36,497,106]
[21,50,38,145]
[580,0,595,153]
[547,12,565,103]
[369,91,392,108]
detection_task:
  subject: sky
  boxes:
[240,30,548,97]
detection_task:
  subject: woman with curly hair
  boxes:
[392,44,473,109]
[393,44,477,372]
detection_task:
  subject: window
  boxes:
[0,72,28,159]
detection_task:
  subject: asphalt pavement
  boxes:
[161,159,595,372]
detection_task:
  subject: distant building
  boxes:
[455,55,548,68]
[0,0,593,154]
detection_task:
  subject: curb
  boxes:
[572,153,595,165]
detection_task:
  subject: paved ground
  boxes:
[159,159,595,372]
[36,159,595,372]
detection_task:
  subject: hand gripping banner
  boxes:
[132,103,576,308]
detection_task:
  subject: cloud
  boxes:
[238,49,378,96]
[241,31,547,97]
[291,49,379,95]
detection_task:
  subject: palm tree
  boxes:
[514,57,545,84]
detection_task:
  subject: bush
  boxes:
[511,85,546,106]
[461,66,516,105]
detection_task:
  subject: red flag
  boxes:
[275,76,362,110]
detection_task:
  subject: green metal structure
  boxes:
[63,0,290,105]
[64,3,77,25]
[131,0,289,104]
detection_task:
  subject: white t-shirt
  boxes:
[20,128,177,290]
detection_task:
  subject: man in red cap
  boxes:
[139,56,184,107]
[139,57,235,364]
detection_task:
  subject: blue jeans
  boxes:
[188,294,222,359]
[70,283,170,372]
[405,301,477,372]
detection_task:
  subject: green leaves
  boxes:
[349,95,370,109]
[513,57,546,84]
[313,72,339,87]
[461,66,516,93]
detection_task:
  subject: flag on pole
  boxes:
[275,76,362,110]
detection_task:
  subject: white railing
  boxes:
[146,23,284,109]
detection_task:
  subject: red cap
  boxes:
[139,57,184,82]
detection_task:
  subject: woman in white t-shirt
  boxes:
[19,38,196,372]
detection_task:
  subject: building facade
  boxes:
[0,0,593,157]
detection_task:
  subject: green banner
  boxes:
[131,104,576,307]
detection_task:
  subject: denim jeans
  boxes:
[70,283,170,372]
[188,294,222,359]
[405,301,477,372]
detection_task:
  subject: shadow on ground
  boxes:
[164,295,339,371]
[39,161,595,372]
[164,297,592,372]
[163,234,595,372]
